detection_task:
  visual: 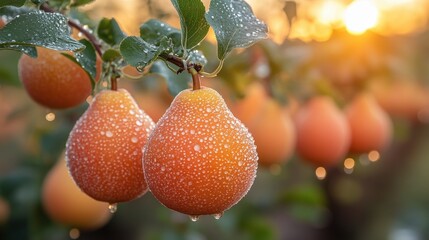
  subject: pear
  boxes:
[143,87,258,218]
[295,96,351,167]
[42,152,112,229]
[346,93,392,153]
[66,89,155,205]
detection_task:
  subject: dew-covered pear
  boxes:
[143,87,258,218]
[66,89,155,204]
[18,47,101,109]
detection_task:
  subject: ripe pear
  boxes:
[66,89,155,204]
[247,99,296,167]
[229,82,296,167]
[294,96,351,167]
[143,87,258,217]
[345,93,392,153]
[18,47,101,109]
[42,152,112,229]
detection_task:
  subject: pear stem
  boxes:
[111,76,118,91]
[189,67,201,91]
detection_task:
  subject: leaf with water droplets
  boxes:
[97,18,127,47]
[140,19,182,54]
[0,11,85,53]
[187,50,207,67]
[171,0,209,51]
[120,36,172,69]
[150,61,191,96]
[62,39,97,85]
[0,0,26,8]
[206,0,268,60]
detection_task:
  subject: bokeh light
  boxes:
[315,167,327,180]
[343,0,379,35]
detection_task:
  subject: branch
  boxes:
[159,53,202,73]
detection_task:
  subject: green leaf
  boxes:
[140,19,182,54]
[61,39,97,88]
[206,0,268,60]
[0,0,26,8]
[120,36,172,68]
[102,49,121,62]
[70,0,95,7]
[97,18,127,46]
[150,61,191,96]
[75,39,97,80]
[0,11,85,53]
[171,0,209,51]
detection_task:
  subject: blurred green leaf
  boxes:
[280,185,326,206]
[0,50,21,86]
[171,0,209,51]
[150,61,190,96]
[0,6,35,19]
[0,0,26,8]
[97,18,127,46]
[0,11,84,54]
[48,0,71,10]
[70,0,95,7]
[206,0,268,60]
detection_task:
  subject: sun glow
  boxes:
[343,0,379,35]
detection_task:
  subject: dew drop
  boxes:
[131,137,138,143]
[136,120,143,126]
[206,107,212,113]
[108,203,118,213]
[238,161,244,166]
[213,212,224,220]
[106,131,113,137]
[194,145,201,151]
[161,166,166,171]
[189,215,200,222]
[190,129,195,134]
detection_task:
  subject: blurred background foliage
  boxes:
[2,0,429,240]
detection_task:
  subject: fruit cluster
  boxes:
[20,46,259,229]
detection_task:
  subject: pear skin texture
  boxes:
[42,153,112,230]
[295,96,351,167]
[66,89,155,203]
[143,87,258,216]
